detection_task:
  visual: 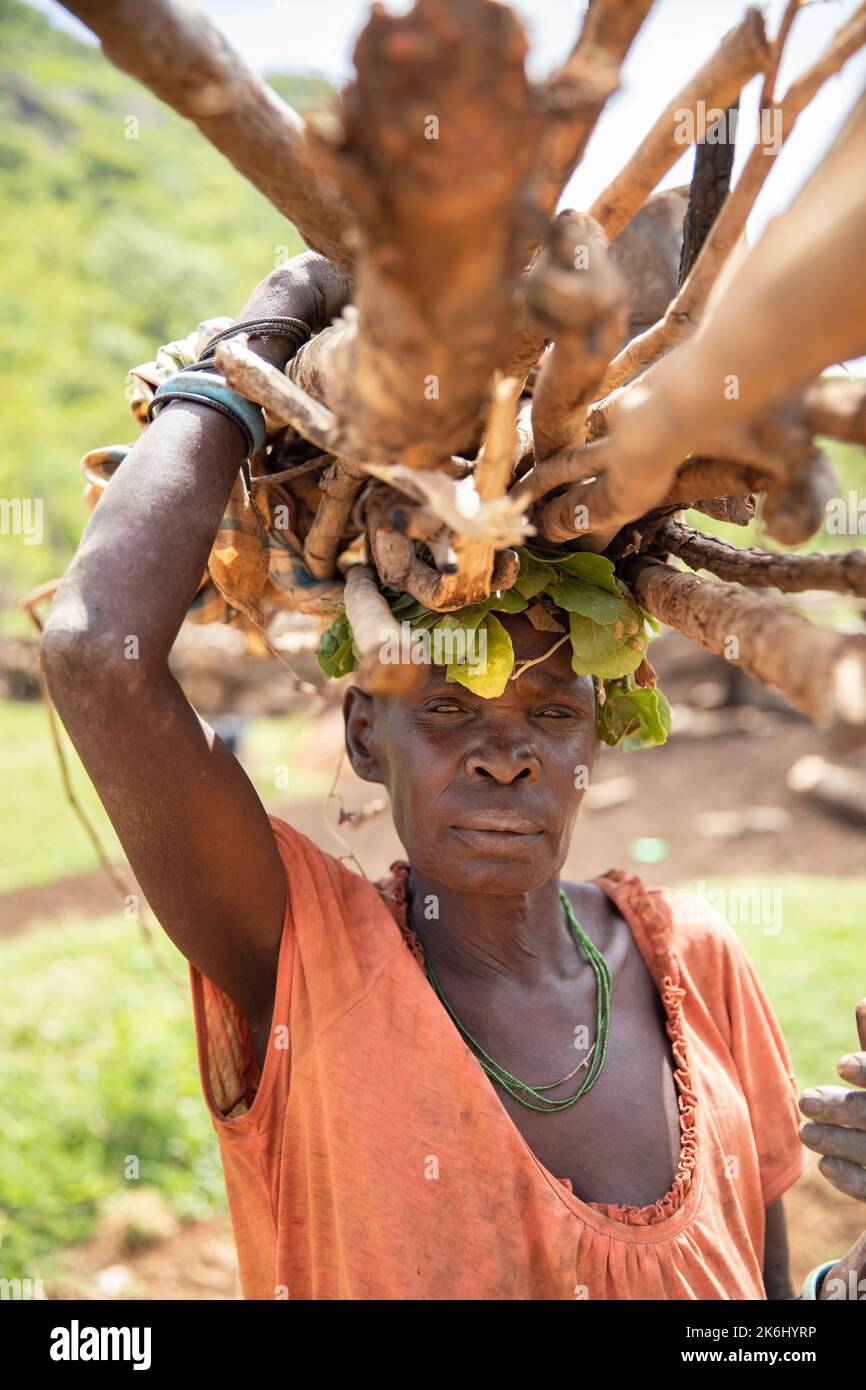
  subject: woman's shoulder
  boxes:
[588,868,748,977]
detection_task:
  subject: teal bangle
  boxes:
[148,370,267,458]
[800,1259,838,1300]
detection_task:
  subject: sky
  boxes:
[31,0,866,244]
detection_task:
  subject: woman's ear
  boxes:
[343,686,384,784]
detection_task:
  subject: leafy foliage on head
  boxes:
[318,547,671,750]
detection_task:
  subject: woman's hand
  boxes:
[232,250,350,365]
[798,998,866,1299]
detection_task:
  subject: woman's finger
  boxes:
[857,998,866,1054]
[800,1120,866,1166]
[817,1155,866,1201]
[799,1086,866,1129]
[837,1050,866,1086]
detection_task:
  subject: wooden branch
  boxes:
[531,0,655,221]
[588,8,768,240]
[60,0,351,269]
[343,563,415,693]
[677,103,738,286]
[804,376,866,446]
[215,337,355,457]
[691,494,756,526]
[600,4,866,394]
[651,519,866,597]
[369,523,519,612]
[504,185,687,386]
[544,93,866,545]
[662,457,772,507]
[760,448,838,547]
[512,438,606,507]
[526,211,627,462]
[303,459,367,579]
[627,556,866,744]
[291,0,543,470]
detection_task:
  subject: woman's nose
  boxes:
[464,742,539,784]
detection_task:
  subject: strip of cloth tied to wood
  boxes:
[60,0,866,752]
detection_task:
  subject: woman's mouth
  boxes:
[448,812,543,849]
[452,811,541,834]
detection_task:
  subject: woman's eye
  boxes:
[537,706,578,719]
[425,701,466,714]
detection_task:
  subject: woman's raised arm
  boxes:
[42,253,348,1047]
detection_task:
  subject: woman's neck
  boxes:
[405,866,580,989]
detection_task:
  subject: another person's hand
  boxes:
[798,998,866,1299]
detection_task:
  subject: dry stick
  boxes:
[600,3,866,394]
[511,437,607,506]
[542,92,866,546]
[626,557,866,746]
[505,184,689,387]
[526,211,627,463]
[370,521,519,611]
[215,337,356,458]
[677,102,742,533]
[677,104,739,287]
[60,0,352,270]
[303,458,367,579]
[589,8,769,241]
[690,494,756,526]
[343,562,419,692]
[760,446,838,547]
[365,378,525,611]
[652,519,866,597]
[662,457,772,507]
[290,0,544,473]
[504,0,652,384]
[250,454,333,487]
[804,376,866,446]
[441,375,524,607]
[531,0,655,223]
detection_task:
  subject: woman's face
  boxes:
[344,613,599,894]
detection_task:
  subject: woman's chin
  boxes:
[407,833,558,894]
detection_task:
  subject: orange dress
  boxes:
[190,816,805,1300]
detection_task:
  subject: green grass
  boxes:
[0,0,333,595]
[0,697,330,892]
[0,912,223,1280]
[681,875,866,1089]
[1,873,862,1278]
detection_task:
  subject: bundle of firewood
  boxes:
[62,0,866,747]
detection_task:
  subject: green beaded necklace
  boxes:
[412,889,613,1113]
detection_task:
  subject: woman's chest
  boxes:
[494,963,684,1209]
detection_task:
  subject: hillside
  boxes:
[0,0,333,600]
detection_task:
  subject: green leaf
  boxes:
[550,577,641,632]
[491,587,529,614]
[514,549,558,599]
[316,613,357,678]
[446,612,514,697]
[552,551,620,595]
[568,612,647,680]
[597,683,672,748]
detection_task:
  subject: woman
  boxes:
[43,254,866,1301]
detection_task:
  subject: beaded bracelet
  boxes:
[800,1259,839,1300]
[147,369,267,458]
[200,315,311,362]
